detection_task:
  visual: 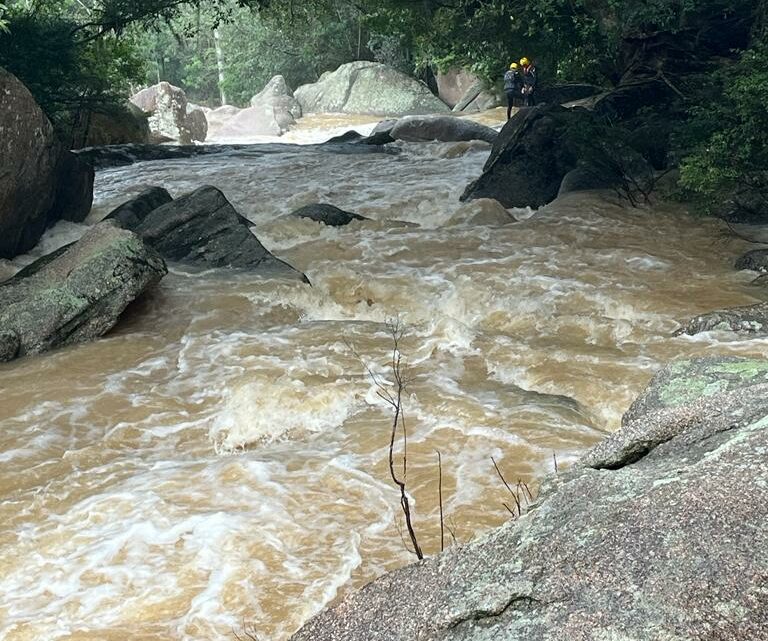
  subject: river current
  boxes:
[0,111,765,641]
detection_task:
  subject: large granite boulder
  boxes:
[675,301,768,336]
[185,105,208,143]
[461,105,589,207]
[295,62,450,116]
[250,75,302,132]
[211,103,284,138]
[78,102,150,147]
[109,186,307,281]
[0,67,94,259]
[0,222,166,362]
[390,115,497,144]
[130,82,207,144]
[288,203,367,227]
[436,69,481,109]
[291,356,768,641]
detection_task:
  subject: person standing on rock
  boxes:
[503,62,523,119]
[520,57,538,107]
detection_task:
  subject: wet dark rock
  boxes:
[75,141,397,170]
[288,204,367,227]
[105,187,173,229]
[0,67,94,259]
[291,355,768,641]
[116,185,307,281]
[324,130,365,144]
[74,102,150,148]
[461,105,591,208]
[358,119,398,145]
[676,302,768,336]
[390,115,497,144]
[735,248,768,272]
[0,222,167,362]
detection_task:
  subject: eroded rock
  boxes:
[288,204,367,227]
[390,115,497,144]
[676,302,768,336]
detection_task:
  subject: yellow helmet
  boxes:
[510,62,519,70]
[520,57,530,66]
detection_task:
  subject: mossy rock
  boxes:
[622,356,768,425]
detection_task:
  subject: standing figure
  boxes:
[520,57,537,107]
[503,62,523,120]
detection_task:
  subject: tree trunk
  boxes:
[213,28,227,106]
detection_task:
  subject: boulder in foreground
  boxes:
[0,223,166,362]
[110,186,308,281]
[291,355,768,641]
[295,61,449,116]
[0,67,94,259]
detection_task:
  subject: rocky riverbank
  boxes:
[291,356,768,641]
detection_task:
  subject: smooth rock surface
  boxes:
[291,355,768,641]
[0,222,166,362]
[295,61,449,116]
[436,69,480,108]
[390,115,497,143]
[288,204,367,227]
[249,75,302,132]
[115,185,307,280]
[0,67,94,259]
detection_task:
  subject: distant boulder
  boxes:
[77,102,150,147]
[452,83,502,113]
[111,185,307,281]
[0,222,166,362]
[288,203,368,227]
[250,75,302,132]
[436,68,480,108]
[0,67,94,259]
[130,82,207,144]
[295,61,449,116]
[185,105,208,143]
[211,103,283,138]
[390,115,497,143]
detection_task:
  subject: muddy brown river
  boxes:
[0,113,765,640]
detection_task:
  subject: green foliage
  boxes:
[0,9,145,131]
[679,46,768,214]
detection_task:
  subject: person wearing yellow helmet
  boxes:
[520,57,537,106]
[503,62,523,119]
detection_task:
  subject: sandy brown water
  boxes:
[1,113,767,641]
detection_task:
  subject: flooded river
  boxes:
[0,113,766,641]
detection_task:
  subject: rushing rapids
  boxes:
[0,113,766,641]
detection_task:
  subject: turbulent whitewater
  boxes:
[0,114,765,641]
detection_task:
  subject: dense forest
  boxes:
[1,0,766,215]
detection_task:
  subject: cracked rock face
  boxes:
[0,222,167,362]
[290,356,768,641]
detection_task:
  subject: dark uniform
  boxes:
[503,68,522,119]
[522,64,537,107]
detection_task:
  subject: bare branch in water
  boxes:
[437,449,445,552]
